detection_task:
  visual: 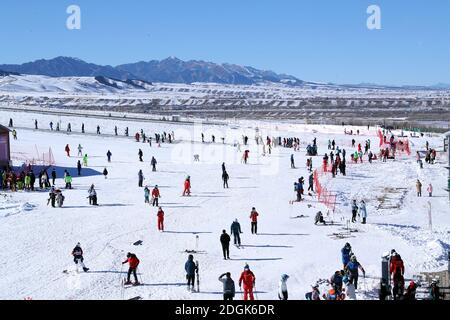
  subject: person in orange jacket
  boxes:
[182,176,191,196]
[389,250,405,276]
[152,185,161,207]
[157,207,164,231]
[65,144,70,157]
[239,264,256,300]
[122,252,140,285]
[249,207,259,234]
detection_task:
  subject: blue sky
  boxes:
[0,0,449,85]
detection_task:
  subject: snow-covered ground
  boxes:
[0,111,448,300]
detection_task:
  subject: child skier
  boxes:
[182,176,191,196]
[157,207,164,231]
[72,242,89,272]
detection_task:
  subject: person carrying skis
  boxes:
[182,176,191,196]
[219,272,235,300]
[138,149,143,162]
[278,274,289,300]
[77,144,83,157]
[249,207,259,234]
[138,170,144,187]
[151,185,160,206]
[345,255,365,290]
[230,219,242,246]
[341,243,352,269]
[184,254,198,292]
[144,186,150,204]
[102,168,108,179]
[151,157,157,172]
[106,150,112,162]
[222,170,229,189]
[220,229,231,260]
[122,253,140,285]
[239,264,256,300]
[72,242,89,272]
[157,206,164,231]
[351,200,358,223]
[65,144,71,157]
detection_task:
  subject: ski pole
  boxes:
[137,266,143,284]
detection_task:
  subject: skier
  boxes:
[308,173,314,193]
[77,160,82,176]
[351,199,358,223]
[314,211,326,225]
[230,219,242,247]
[305,285,321,300]
[392,267,405,300]
[151,185,160,206]
[47,187,56,208]
[222,162,226,173]
[157,206,164,231]
[50,121,53,130]
[344,255,365,290]
[65,144,70,157]
[182,176,191,196]
[122,253,140,285]
[96,125,101,135]
[106,150,112,162]
[359,200,367,224]
[249,207,259,234]
[341,243,352,269]
[114,126,118,136]
[81,123,85,133]
[427,183,433,197]
[416,179,422,197]
[72,243,89,272]
[82,154,88,167]
[389,250,405,276]
[34,119,38,130]
[77,144,83,157]
[51,168,57,186]
[290,154,295,169]
[243,150,249,164]
[64,172,73,189]
[222,170,229,188]
[88,184,98,205]
[142,185,150,203]
[278,274,289,300]
[239,264,256,300]
[102,168,108,179]
[138,149,143,162]
[184,254,198,292]
[330,270,344,294]
[151,157,157,172]
[56,190,65,207]
[218,272,235,300]
[8,118,13,127]
[220,230,231,260]
[403,281,417,300]
[138,170,144,188]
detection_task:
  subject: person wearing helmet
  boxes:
[344,255,365,290]
[72,242,89,272]
[230,219,242,247]
[341,243,352,269]
[122,253,140,285]
[389,251,405,277]
[239,264,256,300]
[185,254,197,292]
[278,274,289,300]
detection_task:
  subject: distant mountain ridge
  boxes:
[0,56,303,86]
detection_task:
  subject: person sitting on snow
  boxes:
[314,211,326,225]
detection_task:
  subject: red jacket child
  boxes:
[157,207,164,231]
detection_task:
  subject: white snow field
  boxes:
[0,110,449,300]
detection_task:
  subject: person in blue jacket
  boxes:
[345,255,365,290]
[341,242,352,269]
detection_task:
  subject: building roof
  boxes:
[0,124,11,133]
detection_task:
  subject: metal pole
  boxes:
[428,201,432,232]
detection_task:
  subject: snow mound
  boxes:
[0,195,36,218]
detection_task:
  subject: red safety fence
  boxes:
[313,168,336,212]
[377,129,411,156]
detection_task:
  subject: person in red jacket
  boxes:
[239,264,256,300]
[122,252,140,285]
[182,176,191,196]
[389,250,405,276]
[249,207,259,234]
[157,206,164,231]
[151,185,161,207]
[65,144,70,157]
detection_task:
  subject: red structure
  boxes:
[0,124,11,167]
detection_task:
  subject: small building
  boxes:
[0,124,11,167]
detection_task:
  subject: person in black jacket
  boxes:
[230,219,242,246]
[72,242,89,272]
[184,254,198,292]
[51,168,56,186]
[222,170,229,188]
[220,230,231,260]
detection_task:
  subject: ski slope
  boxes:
[0,111,449,300]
